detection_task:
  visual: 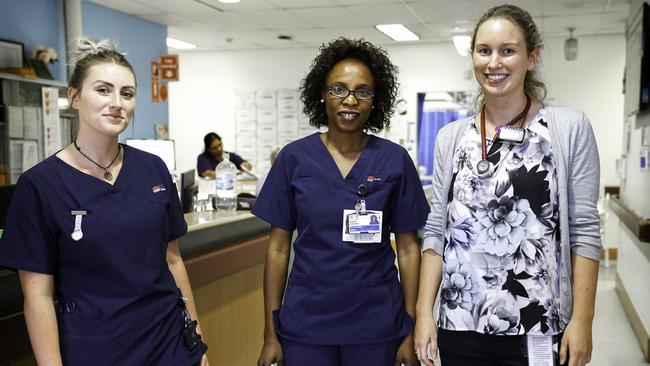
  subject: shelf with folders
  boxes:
[0,73,78,186]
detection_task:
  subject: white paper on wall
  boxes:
[236,105,257,122]
[256,91,277,107]
[236,139,257,152]
[278,111,297,121]
[257,107,277,124]
[277,90,298,111]
[278,116,298,132]
[7,106,24,138]
[236,91,256,107]
[22,140,38,171]
[9,140,23,184]
[23,106,41,140]
[236,120,257,134]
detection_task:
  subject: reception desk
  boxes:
[0,211,271,366]
[181,211,270,366]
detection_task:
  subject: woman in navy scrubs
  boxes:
[414,5,600,366]
[0,38,208,365]
[254,38,429,366]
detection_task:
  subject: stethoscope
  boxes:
[475,95,531,178]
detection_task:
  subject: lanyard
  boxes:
[355,183,368,214]
[477,95,531,174]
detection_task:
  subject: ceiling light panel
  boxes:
[166,37,197,49]
[376,24,419,41]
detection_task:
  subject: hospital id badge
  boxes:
[526,335,553,366]
[342,209,382,243]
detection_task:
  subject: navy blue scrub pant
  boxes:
[438,329,566,366]
[280,337,401,366]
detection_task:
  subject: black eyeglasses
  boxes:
[326,85,375,100]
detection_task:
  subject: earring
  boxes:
[371,105,375,109]
[320,99,324,103]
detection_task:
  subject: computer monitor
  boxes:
[180,169,197,214]
[125,139,176,171]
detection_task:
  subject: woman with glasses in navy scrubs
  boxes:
[254,38,429,366]
[0,38,208,365]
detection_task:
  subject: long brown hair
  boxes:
[471,4,547,105]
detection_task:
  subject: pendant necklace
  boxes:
[73,139,122,181]
[477,94,531,176]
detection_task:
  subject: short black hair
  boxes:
[203,132,221,152]
[300,38,399,133]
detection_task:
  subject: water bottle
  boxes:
[215,153,238,212]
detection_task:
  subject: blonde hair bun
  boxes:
[68,37,120,66]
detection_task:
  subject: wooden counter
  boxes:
[181,211,270,366]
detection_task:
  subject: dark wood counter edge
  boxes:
[184,232,269,289]
[609,196,650,243]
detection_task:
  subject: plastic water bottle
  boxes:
[215,153,237,212]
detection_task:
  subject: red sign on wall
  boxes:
[159,54,178,81]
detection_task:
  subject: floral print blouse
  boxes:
[439,107,562,336]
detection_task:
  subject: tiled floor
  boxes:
[590,263,647,366]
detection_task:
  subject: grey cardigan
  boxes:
[422,105,602,328]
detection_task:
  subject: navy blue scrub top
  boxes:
[252,133,429,345]
[196,151,246,175]
[0,145,207,365]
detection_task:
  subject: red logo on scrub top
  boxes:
[367,176,382,182]
[152,184,166,193]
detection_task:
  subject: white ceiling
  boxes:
[88,0,631,51]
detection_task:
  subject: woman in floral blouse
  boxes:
[414,4,601,366]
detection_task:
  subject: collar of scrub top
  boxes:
[477,94,531,175]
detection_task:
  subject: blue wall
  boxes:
[0,0,168,139]
[0,0,66,80]
[83,2,168,139]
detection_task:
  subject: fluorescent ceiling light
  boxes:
[375,24,419,42]
[166,37,197,50]
[452,35,472,56]
[218,0,240,3]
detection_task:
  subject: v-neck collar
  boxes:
[315,132,374,182]
[52,143,128,188]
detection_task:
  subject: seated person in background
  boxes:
[255,147,281,196]
[197,132,252,178]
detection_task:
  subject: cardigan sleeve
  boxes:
[566,111,602,261]
[422,125,452,255]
